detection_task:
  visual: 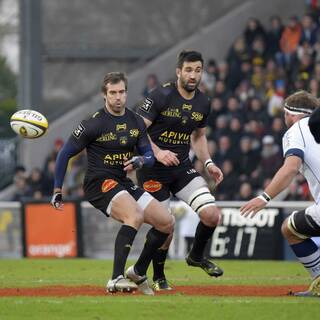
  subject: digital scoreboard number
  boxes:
[209,208,283,259]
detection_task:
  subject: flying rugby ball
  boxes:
[10,109,49,139]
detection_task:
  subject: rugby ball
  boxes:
[10,109,49,139]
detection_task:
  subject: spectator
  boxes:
[214,135,237,167]
[27,168,43,196]
[268,79,286,117]
[201,59,217,93]
[244,18,267,47]
[228,117,244,149]
[216,160,239,200]
[236,182,255,201]
[42,159,55,196]
[43,138,64,173]
[225,96,244,122]
[246,97,270,126]
[235,136,261,181]
[309,78,320,96]
[209,115,229,141]
[142,74,159,98]
[258,135,283,179]
[278,16,302,69]
[266,16,284,57]
[300,14,318,46]
[267,117,286,146]
[11,177,29,201]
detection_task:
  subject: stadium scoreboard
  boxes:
[209,208,283,259]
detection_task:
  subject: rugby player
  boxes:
[136,50,224,290]
[240,91,320,297]
[51,72,174,295]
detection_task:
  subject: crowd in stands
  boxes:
[11,5,320,202]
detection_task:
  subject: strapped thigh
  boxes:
[174,176,215,214]
[287,205,320,239]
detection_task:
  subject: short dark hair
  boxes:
[101,72,128,94]
[176,50,204,69]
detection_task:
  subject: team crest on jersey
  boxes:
[116,123,127,131]
[73,123,85,138]
[119,136,128,145]
[140,97,153,112]
[143,180,162,192]
[181,116,188,125]
[182,104,192,111]
[101,179,118,193]
[129,129,139,137]
[191,112,203,122]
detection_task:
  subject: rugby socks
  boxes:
[112,225,137,279]
[134,228,169,276]
[189,221,215,261]
[291,239,320,279]
[152,248,168,281]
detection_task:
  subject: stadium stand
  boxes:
[9,2,319,201]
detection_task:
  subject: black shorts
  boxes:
[136,160,200,202]
[83,174,145,216]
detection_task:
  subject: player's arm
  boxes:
[51,141,84,210]
[123,116,157,172]
[51,120,95,210]
[123,144,155,172]
[191,127,223,186]
[140,115,179,166]
[240,155,301,218]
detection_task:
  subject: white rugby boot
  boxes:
[126,265,154,296]
[106,275,137,293]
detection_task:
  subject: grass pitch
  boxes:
[0,259,319,320]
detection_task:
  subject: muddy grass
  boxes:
[0,285,308,297]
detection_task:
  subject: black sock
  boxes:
[112,225,137,279]
[152,249,168,281]
[135,228,169,276]
[189,221,215,261]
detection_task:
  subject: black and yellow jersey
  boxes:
[137,82,210,164]
[68,107,149,179]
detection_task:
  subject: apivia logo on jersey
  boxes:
[158,131,190,145]
[104,152,134,165]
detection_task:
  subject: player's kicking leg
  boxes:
[126,196,174,295]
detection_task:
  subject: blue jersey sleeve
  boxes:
[54,140,84,189]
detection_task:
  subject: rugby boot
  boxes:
[126,265,154,295]
[293,276,320,297]
[152,278,173,291]
[106,275,137,293]
[186,254,223,277]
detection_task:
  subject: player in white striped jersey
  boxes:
[240,91,320,297]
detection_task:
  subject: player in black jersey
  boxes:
[309,106,320,143]
[136,51,224,290]
[50,72,174,295]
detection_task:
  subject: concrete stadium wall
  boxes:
[20,0,305,172]
[41,0,243,119]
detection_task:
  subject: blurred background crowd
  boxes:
[10,4,320,202]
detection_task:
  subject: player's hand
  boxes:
[123,156,144,172]
[206,164,223,186]
[155,149,180,166]
[240,197,266,218]
[51,192,63,210]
